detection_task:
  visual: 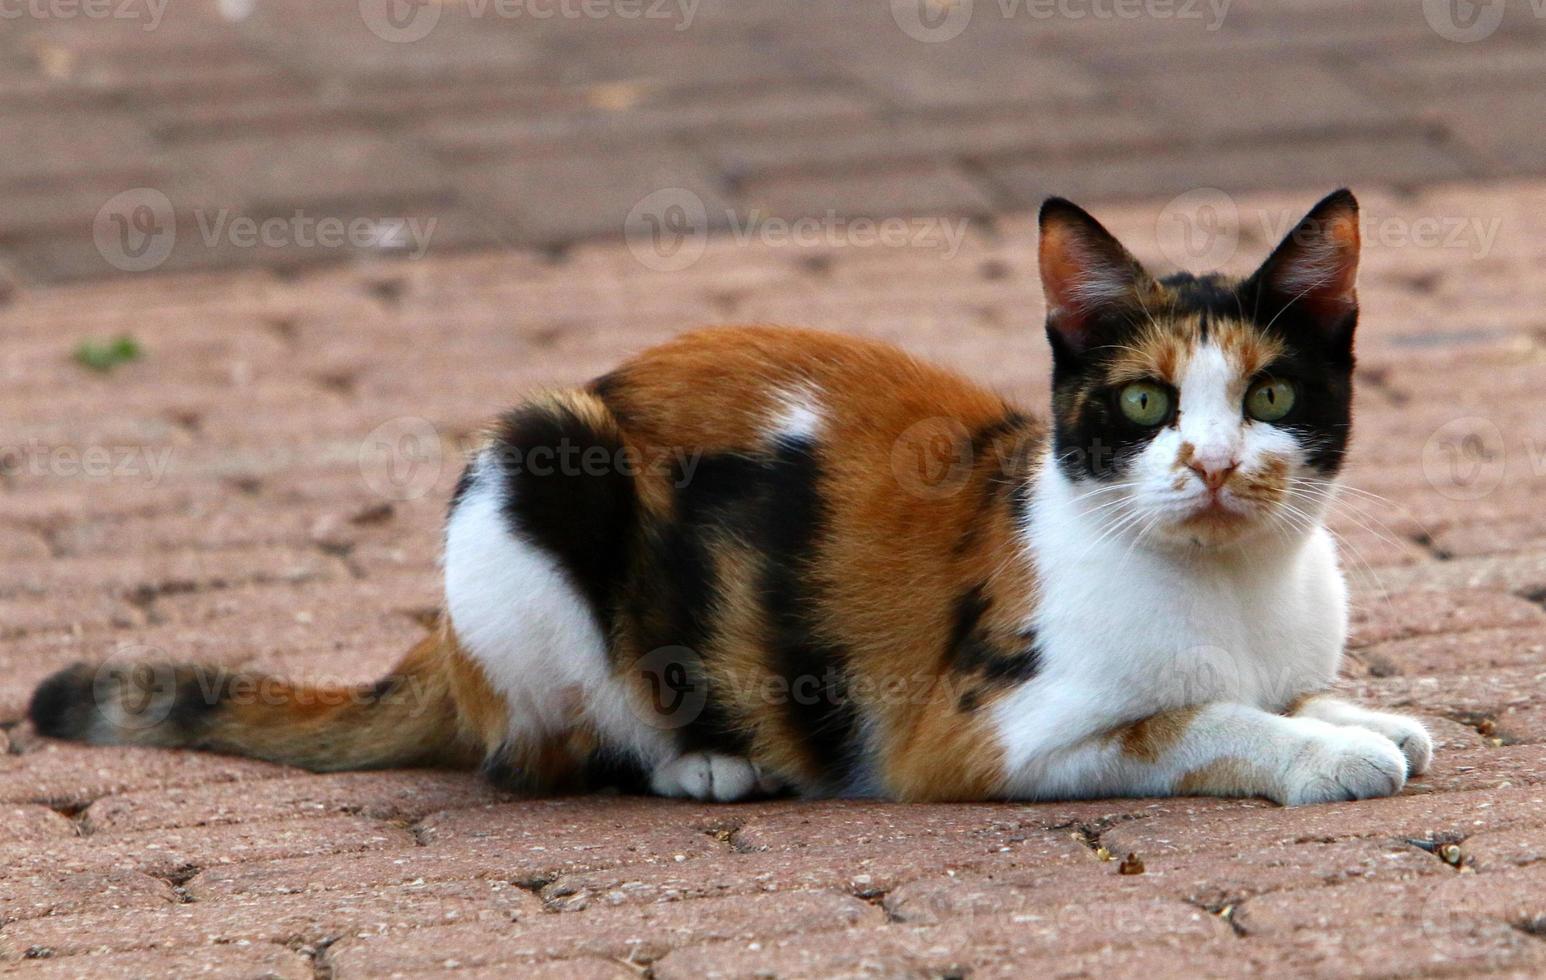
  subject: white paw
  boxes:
[1353,714,1433,777]
[1279,727,1408,806]
[649,753,777,802]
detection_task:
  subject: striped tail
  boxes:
[27,626,482,772]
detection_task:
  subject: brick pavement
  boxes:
[2,0,1546,283]
[1,177,1545,975]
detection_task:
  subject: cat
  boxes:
[30,189,1432,805]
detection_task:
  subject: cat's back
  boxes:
[592,325,1022,457]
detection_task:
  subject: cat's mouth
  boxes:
[1176,489,1257,533]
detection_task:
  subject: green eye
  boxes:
[1246,378,1296,422]
[1118,381,1172,427]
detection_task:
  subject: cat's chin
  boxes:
[1152,501,1273,550]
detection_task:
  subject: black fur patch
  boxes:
[624,453,762,755]
[757,436,861,788]
[27,662,94,739]
[622,436,861,786]
[29,661,233,746]
[947,586,1042,685]
[491,402,638,635]
[1047,310,1170,484]
[1238,280,1357,477]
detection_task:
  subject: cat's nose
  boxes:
[1189,460,1237,492]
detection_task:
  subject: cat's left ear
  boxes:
[1247,189,1361,349]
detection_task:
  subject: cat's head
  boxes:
[1038,190,1360,550]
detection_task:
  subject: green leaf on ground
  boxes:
[73,335,143,373]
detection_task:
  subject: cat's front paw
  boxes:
[649,752,777,802]
[1279,727,1407,806]
[1356,714,1433,776]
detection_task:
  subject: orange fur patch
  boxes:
[1175,757,1258,796]
[1112,707,1200,763]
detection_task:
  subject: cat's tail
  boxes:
[27,622,485,772]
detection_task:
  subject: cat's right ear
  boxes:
[1038,198,1149,355]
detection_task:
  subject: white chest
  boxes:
[1007,469,1349,754]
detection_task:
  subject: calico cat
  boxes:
[30,189,1432,805]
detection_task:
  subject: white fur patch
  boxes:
[765,386,824,444]
[443,454,673,764]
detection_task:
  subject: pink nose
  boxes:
[1189,460,1237,492]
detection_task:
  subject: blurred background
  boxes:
[3,0,1546,697]
[3,0,1543,282]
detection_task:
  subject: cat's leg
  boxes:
[648,752,783,802]
[1287,694,1433,776]
[1013,702,1408,805]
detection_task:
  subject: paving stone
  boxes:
[1100,786,1546,860]
[326,891,882,974]
[651,903,1230,979]
[0,814,413,879]
[177,133,450,214]
[0,943,313,978]
[0,742,293,809]
[1347,589,1546,649]
[0,869,176,926]
[983,134,1472,208]
[81,771,506,834]
[1349,626,1546,678]
[4,879,542,957]
[452,145,734,245]
[883,838,1444,923]
[542,829,1093,910]
[0,804,75,846]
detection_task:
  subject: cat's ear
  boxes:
[1039,198,1151,354]
[1247,189,1360,347]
